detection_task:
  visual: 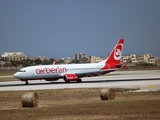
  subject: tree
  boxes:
[22,62,31,67]
[3,63,11,67]
[71,60,80,63]
[34,58,42,65]
[57,59,64,64]
[10,60,18,67]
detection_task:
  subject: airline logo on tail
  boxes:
[101,39,124,70]
[114,42,123,60]
[105,39,124,65]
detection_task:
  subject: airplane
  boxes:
[14,38,126,84]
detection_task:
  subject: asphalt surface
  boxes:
[0,70,160,91]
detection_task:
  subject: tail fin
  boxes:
[100,39,124,66]
[53,60,56,65]
[106,39,124,64]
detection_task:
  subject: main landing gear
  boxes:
[77,79,82,83]
[64,78,82,83]
[21,80,29,85]
[25,81,29,85]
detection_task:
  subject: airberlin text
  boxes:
[35,66,67,74]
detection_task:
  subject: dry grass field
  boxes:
[0,68,160,119]
[0,70,18,82]
[0,70,17,76]
[0,88,160,120]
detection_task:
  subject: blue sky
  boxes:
[0,0,160,58]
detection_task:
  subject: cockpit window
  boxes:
[19,70,26,72]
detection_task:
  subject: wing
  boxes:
[76,68,118,77]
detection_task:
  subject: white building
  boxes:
[122,54,138,63]
[74,53,87,61]
[1,52,26,61]
[89,56,103,63]
[138,54,155,64]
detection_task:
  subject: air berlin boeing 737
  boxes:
[14,39,126,84]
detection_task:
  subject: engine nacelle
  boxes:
[64,74,79,81]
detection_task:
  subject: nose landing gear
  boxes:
[21,80,29,85]
[25,81,29,85]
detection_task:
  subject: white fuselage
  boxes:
[14,62,109,80]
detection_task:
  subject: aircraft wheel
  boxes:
[65,80,70,83]
[25,81,29,85]
[77,79,82,83]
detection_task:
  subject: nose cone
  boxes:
[14,72,21,79]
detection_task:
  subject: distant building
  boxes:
[121,54,156,64]
[74,53,89,63]
[122,54,138,63]
[138,54,155,64]
[156,57,160,66]
[1,52,26,61]
[149,57,156,64]
[79,57,89,63]
[74,53,87,60]
[0,57,5,65]
[62,57,73,64]
[100,56,108,60]
[35,56,50,61]
[89,56,103,63]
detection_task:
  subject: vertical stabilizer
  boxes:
[106,39,124,64]
[100,39,124,69]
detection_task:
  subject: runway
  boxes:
[0,70,160,91]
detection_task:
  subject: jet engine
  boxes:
[64,74,81,83]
